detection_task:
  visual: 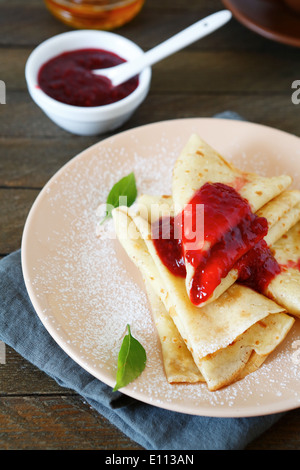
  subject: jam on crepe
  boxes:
[38,48,139,107]
[280,258,300,271]
[151,215,186,277]
[152,182,281,305]
[236,239,281,292]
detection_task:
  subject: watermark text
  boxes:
[0,80,6,104]
[291,80,300,104]
[0,341,6,364]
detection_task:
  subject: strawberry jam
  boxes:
[236,239,281,292]
[38,48,139,107]
[152,182,281,305]
[152,215,186,277]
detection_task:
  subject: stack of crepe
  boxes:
[112,135,299,391]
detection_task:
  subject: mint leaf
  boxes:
[113,324,147,392]
[101,172,137,224]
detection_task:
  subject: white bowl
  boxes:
[25,30,151,136]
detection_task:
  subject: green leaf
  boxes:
[100,172,137,224]
[113,324,147,392]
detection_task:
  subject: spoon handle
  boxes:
[108,10,232,87]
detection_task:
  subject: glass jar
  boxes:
[44,0,145,30]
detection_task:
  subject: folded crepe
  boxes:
[172,134,292,217]
[256,191,300,246]
[137,190,300,305]
[266,221,300,317]
[144,276,293,391]
[109,134,297,391]
[112,206,294,391]
[171,134,293,308]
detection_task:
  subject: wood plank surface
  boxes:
[0,0,300,451]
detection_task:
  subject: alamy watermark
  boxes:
[96,198,205,251]
[0,80,6,104]
[291,80,300,104]
[0,341,6,364]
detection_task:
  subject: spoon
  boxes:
[93,10,232,87]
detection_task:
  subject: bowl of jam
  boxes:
[25,30,151,135]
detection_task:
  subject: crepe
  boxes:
[112,206,294,391]
[199,311,294,391]
[144,276,293,391]
[172,134,292,214]
[171,134,293,308]
[257,191,300,246]
[266,221,300,317]
[109,134,297,391]
[144,279,204,384]
[131,213,286,359]
[136,190,300,302]
[135,190,300,344]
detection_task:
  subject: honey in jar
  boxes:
[44,0,145,30]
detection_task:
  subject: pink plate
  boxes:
[21,118,300,417]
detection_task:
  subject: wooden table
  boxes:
[1,0,300,450]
